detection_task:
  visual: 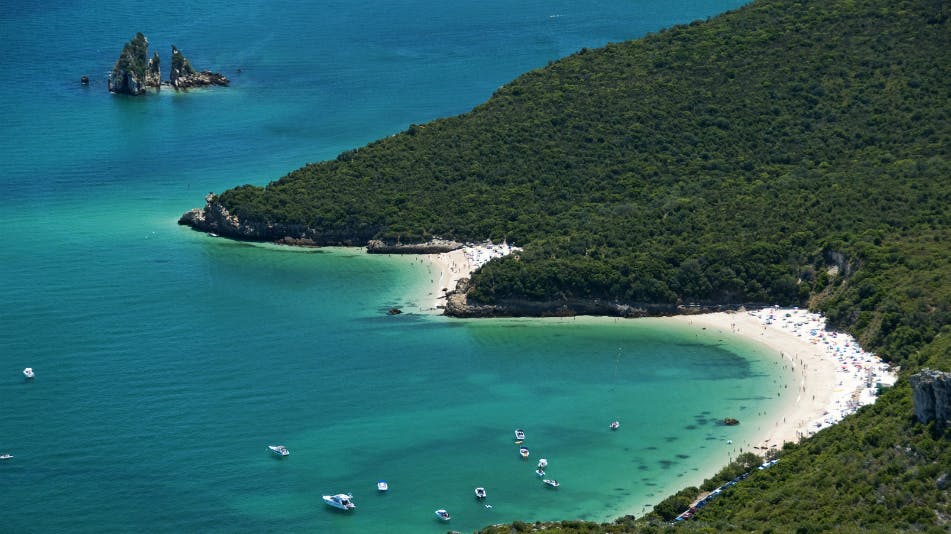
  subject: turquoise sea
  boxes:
[0,1,793,532]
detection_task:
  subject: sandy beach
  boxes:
[422,241,520,311]
[421,247,897,458]
[669,309,896,456]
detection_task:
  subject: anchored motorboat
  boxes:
[268,445,289,457]
[537,458,548,469]
[543,479,560,488]
[519,447,530,458]
[434,509,451,521]
[474,487,487,499]
[323,493,355,510]
[610,420,620,430]
[377,480,388,492]
[514,428,525,441]
[23,368,34,379]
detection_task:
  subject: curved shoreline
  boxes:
[418,247,897,518]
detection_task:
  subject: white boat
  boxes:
[535,468,546,477]
[23,368,34,379]
[537,458,548,469]
[323,493,355,510]
[434,509,451,521]
[474,487,487,499]
[519,446,530,458]
[268,445,289,457]
[0,454,12,460]
[543,479,560,488]
[377,480,388,492]
[610,420,620,430]
[514,428,525,441]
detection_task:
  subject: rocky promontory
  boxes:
[178,194,372,246]
[108,34,228,95]
[180,194,468,252]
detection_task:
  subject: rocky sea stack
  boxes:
[108,33,228,95]
[108,33,159,95]
[169,45,229,89]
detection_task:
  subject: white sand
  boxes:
[419,248,897,459]
[421,241,520,311]
[670,309,897,453]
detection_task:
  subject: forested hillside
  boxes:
[200,0,949,529]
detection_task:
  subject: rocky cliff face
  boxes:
[910,369,951,431]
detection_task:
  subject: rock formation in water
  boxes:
[169,46,229,89]
[108,35,227,95]
[910,369,951,431]
[147,51,161,88]
[108,33,158,95]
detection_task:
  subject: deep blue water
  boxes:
[0,1,784,532]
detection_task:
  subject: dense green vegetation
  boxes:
[217,0,948,359]
[207,0,949,529]
[113,32,149,82]
[170,45,195,76]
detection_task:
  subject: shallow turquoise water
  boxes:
[0,1,785,532]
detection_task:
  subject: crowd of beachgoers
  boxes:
[424,242,521,309]
[747,307,898,437]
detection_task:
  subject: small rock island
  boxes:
[108,33,229,95]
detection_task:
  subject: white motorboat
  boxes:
[268,445,289,457]
[474,487,487,499]
[0,454,12,460]
[434,509,451,521]
[514,428,525,441]
[543,479,560,488]
[535,468,546,477]
[323,493,355,510]
[537,458,548,469]
[519,446,530,458]
[610,420,620,430]
[377,480,388,492]
[23,368,34,379]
